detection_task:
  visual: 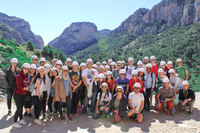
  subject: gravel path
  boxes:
[0,93,199,133]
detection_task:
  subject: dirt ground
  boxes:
[0,93,199,133]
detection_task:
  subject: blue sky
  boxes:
[0,0,161,45]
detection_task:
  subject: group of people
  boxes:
[5,55,195,128]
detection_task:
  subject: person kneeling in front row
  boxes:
[127,83,144,123]
[178,81,195,114]
[93,83,111,119]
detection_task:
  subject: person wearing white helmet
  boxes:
[41,64,51,119]
[115,69,129,97]
[175,58,188,81]
[79,63,87,108]
[48,68,59,117]
[96,62,101,70]
[69,61,82,116]
[144,63,155,111]
[12,63,30,128]
[109,86,128,120]
[54,65,73,121]
[125,57,135,79]
[92,64,97,70]
[157,78,175,115]
[105,65,110,72]
[31,55,40,69]
[5,58,20,116]
[142,56,149,70]
[108,59,113,66]
[105,71,116,95]
[24,64,37,118]
[178,81,195,114]
[93,83,112,119]
[138,68,145,83]
[97,73,105,93]
[56,60,63,73]
[154,68,168,106]
[66,58,73,71]
[160,61,169,76]
[150,56,159,78]
[129,70,144,94]
[39,57,46,67]
[169,69,183,94]
[98,66,105,74]
[167,61,173,69]
[51,58,57,67]
[110,62,116,71]
[121,61,125,69]
[112,61,121,79]
[102,61,107,68]
[82,58,99,114]
[31,66,45,125]
[136,61,143,71]
[128,83,144,123]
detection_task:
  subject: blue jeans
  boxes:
[83,89,97,114]
[93,107,109,119]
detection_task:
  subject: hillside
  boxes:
[0,12,44,49]
[71,22,200,92]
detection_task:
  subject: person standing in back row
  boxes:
[6,58,20,116]
[31,55,40,69]
[144,64,155,111]
[175,58,189,81]
[142,56,149,70]
[66,58,73,71]
[125,57,135,79]
[112,61,121,79]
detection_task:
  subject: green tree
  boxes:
[55,49,59,59]
[58,51,66,63]
[27,41,35,51]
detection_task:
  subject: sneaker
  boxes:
[81,112,85,115]
[24,112,28,117]
[188,111,192,115]
[60,116,65,121]
[66,115,72,121]
[28,113,33,118]
[34,119,42,125]
[74,113,78,116]
[49,112,53,116]
[12,122,22,128]
[8,111,12,116]
[19,119,27,125]
[54,112,59,117]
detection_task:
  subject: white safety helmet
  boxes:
[116,86,124,92]
[72,61,79,66]
[40,57,46,62]
[138,68,145,73]
[22,63,30,69]
[106,71,112,75]
[158,68,164,73]
[102,61,107,65]
[105,65,110,69]
[146,63,152,68]
[66,58,72,62]
[169,69,175,74]
[119,69,126,74]
[167,61,173,65]
[56,60,63,65]
[176,58,182,62]
[86,58,93,64]
[10,58,18,64]
[30,64,36,69]
[51,67,58,72]
[150,56,156,60]
[62,65,69,70]
[163,78,170,83]
[80,63,86,67]
[143,56,149,61]
[131,70,138,75]
[111,62,116,66]
[98,73,105,78]
[31,55,38,60]
[137,61,142,65]
[134,82,141,88]
[101,83,108,89]
[160,61,166,66]
[44,63,51,68]
[37,66,44,72]
[92,64,97,68]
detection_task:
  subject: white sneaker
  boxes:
[12,122,22,128]
[19,119,27,125]
[34,119,42,125]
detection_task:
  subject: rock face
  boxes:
[0,22,26,44]
[48,22,98,55]
[110,0,200,36]
[0,12,44,49]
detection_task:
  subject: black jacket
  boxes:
[179,88,195,101]
[109,94,127,113]
[5,68,19,89]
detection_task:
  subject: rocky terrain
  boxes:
[0,12,44,49]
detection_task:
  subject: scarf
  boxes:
[59,70,69,81]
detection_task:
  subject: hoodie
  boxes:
[14,70,29,95]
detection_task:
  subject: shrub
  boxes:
[3,46,14,54]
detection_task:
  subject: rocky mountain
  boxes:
[0,22,26,44]
[0,12,44,49]
[110,0,200,36]
[48,22,99,55]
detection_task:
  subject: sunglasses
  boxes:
[23,67,29,70]
[151,60,156,61]
[132,75,137,77]
[117,91,122,92]
[63,70,68,72]
[117,65,121,67]
[120,74,125,75]
[134,87,140,89]
[34,59,38,61]
[102,87,107,89]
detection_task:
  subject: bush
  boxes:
[35,51,41,58]
[0,46,4,51]
[3,46,14,54]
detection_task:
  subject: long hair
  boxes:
[28,69,36,78]
[33,72,46,84]
[51,70,59,83]
[9,64,17,73]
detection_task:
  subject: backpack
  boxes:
[99,91,109,107]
